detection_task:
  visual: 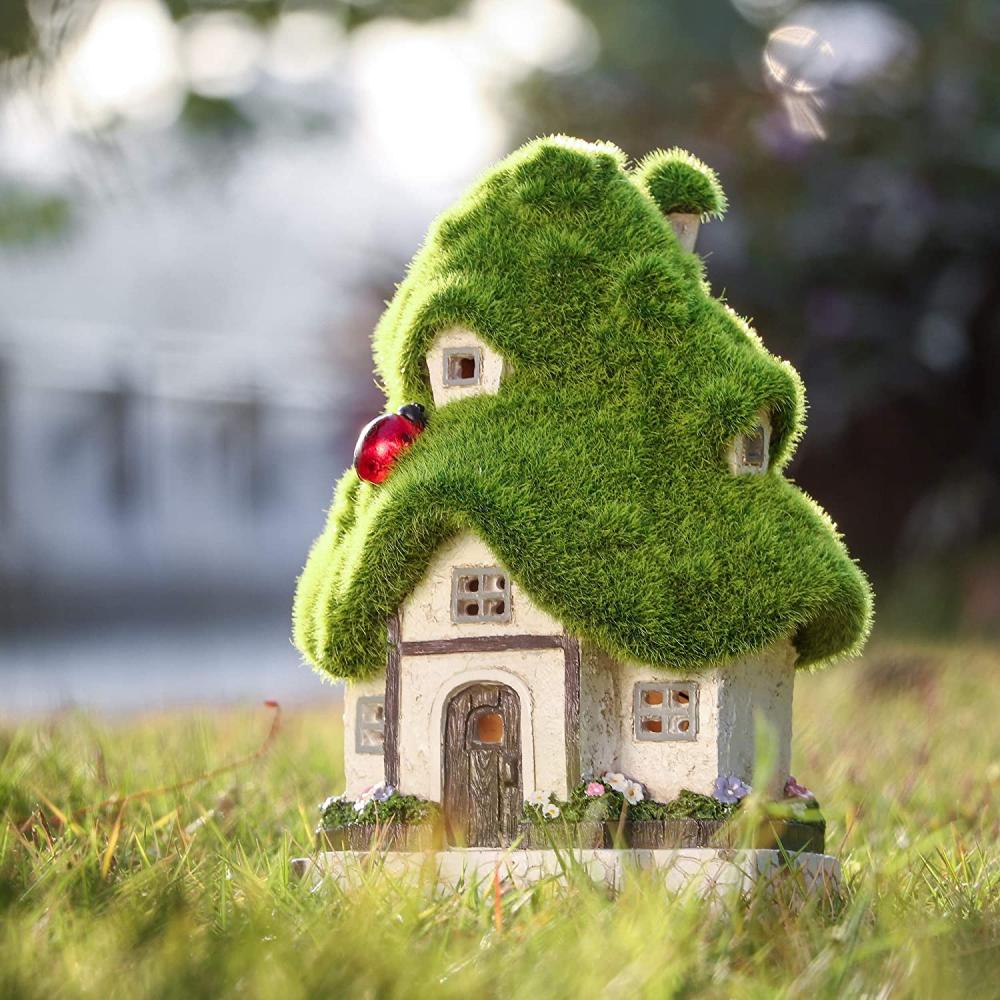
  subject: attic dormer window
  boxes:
[729,411,771,476]
[451,566,511,623]
[427,329,505,407]
[443,347,482,387]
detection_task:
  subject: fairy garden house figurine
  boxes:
[294,137,872,861]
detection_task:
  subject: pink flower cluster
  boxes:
[783,776,814,800]
[583,772,645,805]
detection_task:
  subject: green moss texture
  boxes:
[294,136,873,680]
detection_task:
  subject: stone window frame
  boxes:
[633,681,698,742]
[355,694,386,754]
[451,565,512,623]
[442,346,483,387]
[728,410,771,476]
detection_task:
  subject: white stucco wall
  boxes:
[396,648,568,802]
[343,525,796,806]
[579,640,796,801]
[425,327,507,408]
[397,534,565,799]
[343,675,387,797]
[343,532,568,801]
[398,533,563,643]
[579,643,724,802]
[716,640,796,795]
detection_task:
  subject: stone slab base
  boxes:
[292,848,840,897]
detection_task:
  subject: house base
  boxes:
[291,848,841,897]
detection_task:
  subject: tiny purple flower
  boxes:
[712,774,751,804]
[784,776,813,800]
[370,782,395,803]
[585,781,606,798]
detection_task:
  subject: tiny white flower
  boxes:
[542,802,561,820]
[624,781,644,805]
[353,797,368,813]
[526,789,551,808]
[603,772,629,794]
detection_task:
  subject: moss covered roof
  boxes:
[294,136,873,681]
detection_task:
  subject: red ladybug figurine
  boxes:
[353,403,427,484]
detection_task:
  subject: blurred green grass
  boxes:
[1,640,998,999]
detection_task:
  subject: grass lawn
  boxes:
[2,639,998,998]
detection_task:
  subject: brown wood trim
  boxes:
[399,633,564,656]
[562,635,581,791]
[393,625,582,796]
[384,613,401,788]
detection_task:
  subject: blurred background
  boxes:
[0,0,997,714]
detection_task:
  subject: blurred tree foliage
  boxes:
[157,0,467,28]
[0,2,35,60]
[0,187,72,242]
[0,0,997,617]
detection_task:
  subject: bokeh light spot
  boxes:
[181,12,264,99]
[763,24,836,95]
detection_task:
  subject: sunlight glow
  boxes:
[469,0,598,73]
[265,11,345,82]
[347,0,598,191]
[349,19,507,187]
[181,12,264,99]
[763,4,918,141]
[54,0,182,128]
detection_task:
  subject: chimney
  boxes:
[668,213,700,253]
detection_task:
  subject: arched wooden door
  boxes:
[442,684,522,847]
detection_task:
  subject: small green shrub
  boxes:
[523,783,827,825]
[523,783,738,825]
[318,792,440,829]
[659,789,736,821]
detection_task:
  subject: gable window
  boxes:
[451,566,512,623]
[633,682,698,742]
[729,411,771,476]
[355,695,385,754]
[443,347,482,387]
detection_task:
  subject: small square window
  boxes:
[360,728,384,750]
[634,682,698,742]
[355,695,385,755]
[451,566,512,623]
[443,347,482,387]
